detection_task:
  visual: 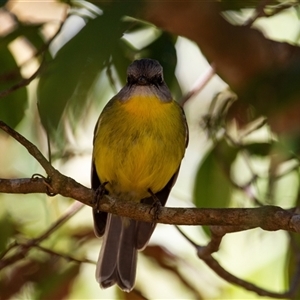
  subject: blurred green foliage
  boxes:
[194,139,235,210]
[38,4,133,132]
[0,46,27,127]
[1,0,300,299]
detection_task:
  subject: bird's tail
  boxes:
[96,214,137,292]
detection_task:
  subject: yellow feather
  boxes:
[93,94,186,202]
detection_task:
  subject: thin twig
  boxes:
[0,8,68,99]
[35,201,84,243]
[244,0,271,27]
[0,61,45,99]
[33,244,95,265]
[105,57,118,94]
[0,201,84,271]
[244,0,297,27]
[0,121,54,176]
[0,120,93,203]
[203,254,292,298]
[180,63,215,106]
[0,241,18,260]
[178,224,297,298]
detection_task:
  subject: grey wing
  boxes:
[91,159,108,237]
[180,105,189,148]
[135,167,181,250]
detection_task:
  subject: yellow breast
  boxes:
[93,95,186,201]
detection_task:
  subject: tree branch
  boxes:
[0,178,48,194]
[1,120,300,234]
[1,174,300,232]
[0,120,93,203]
[177,225,299,299]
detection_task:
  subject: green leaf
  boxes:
[284,184,300,298]
[36,263,80,299]
[285,231,300,298]
[22,26,51,61]
[37,2,137,135]
[0,46,28,128]
[0,214,14,253]
[193,140,236,236]
[194,144,233,209]
[0,23,43,47]
[0,0,9,8]
[242,142,272,157]
[295,4,300,20]
[112,39,137,86]
[0,22,50,64]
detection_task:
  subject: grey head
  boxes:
[117,58,172,102]
[127,59,163,86]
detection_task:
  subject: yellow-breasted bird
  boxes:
[91,58,188,292]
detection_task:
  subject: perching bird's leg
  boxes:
[93,181,109,212]
[148,188,162,221]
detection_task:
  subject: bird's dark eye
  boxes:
[157,75,163,84]
[152,74,163,85]
[127,75,136,85]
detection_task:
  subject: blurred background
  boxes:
[1,1,300,299]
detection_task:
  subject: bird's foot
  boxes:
[93,181,109,212]
[147,188,162,221]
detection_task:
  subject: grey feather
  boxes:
[96,214,137,292]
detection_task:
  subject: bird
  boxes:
[91,58,188,292]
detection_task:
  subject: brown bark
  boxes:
[142,1,300,136]
[143,1,300,90]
